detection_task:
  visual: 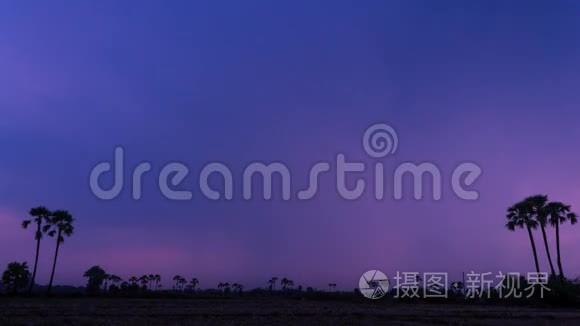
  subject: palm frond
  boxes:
[506,221,516,231]
[569,212,578,225]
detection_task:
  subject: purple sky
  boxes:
[1,0,580,290]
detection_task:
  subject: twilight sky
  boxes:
[1,0,579,290]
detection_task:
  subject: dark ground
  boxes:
[1,297,580,325]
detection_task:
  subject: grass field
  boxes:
[1,297,580,325]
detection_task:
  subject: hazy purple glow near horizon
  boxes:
[1,1,580,290]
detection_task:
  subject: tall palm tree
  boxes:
[22,206,51,294]
[525,195,556,276]
[232,283,243,293]
[154,274,161,290]
[287,280,294,289]
[506,200,540,273]
[139,275,149,290]
[281,277,290,290]
[179,276,186,291]
[189,278,199,291]
[45,210,74,295]
[172,275,182,291]
[148,274,155,290]
[270,277,278,291]
[110,275,122,287]
[103,274,111,292]
[267,278,275,291]
[546,201,578,280]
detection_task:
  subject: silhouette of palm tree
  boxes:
[2,262,30,295]
[148,274,155,291]
[507,200,540,273]
[110,275,122,287]
[83,266,106,294]
[269,277,278,291]
[217,282,224,292]
[546,201,578,280]
[103,274,111,292]
[189,278,199,291]
[287,280,294,289]
[172,275,179,290]
[267,278,274,291]
[280,278,293,290]
[232,283,244,293]
[328,283,336,291]
[154,274,161,290]
[45,210,74,295]
[179,276,186,291]
[22,206,51,294]
[129,276,138,287]
[139,275,149,290]
[173,275,184,291]
[526,195,557,276]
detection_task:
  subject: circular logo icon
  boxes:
[359,270,389,299]
[362,123,398,158]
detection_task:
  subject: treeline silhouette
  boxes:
[1,206,335,296]
[81,265,307,297]
[1,207,73,295]
[506,195,577,280]
[1,199,580,306]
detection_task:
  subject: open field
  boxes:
[1,297,580,325]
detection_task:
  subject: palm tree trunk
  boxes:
[28,222,42,295]
[47,231,62,295]
[526,225,540,273]
[555,223,564,280]
[539,224,556,276]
